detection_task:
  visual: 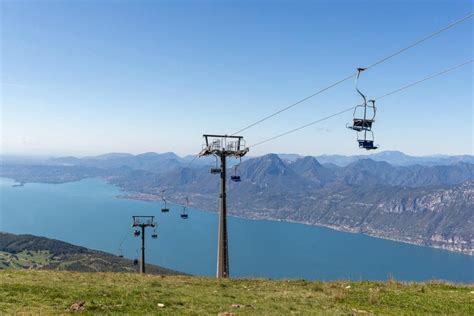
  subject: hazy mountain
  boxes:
[337,160,474,187]
[50,152,185,173]
[313,151,474,167]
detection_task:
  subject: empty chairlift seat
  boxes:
[358,140,378,150]
[231,175,241,182]
[210,167,221,174]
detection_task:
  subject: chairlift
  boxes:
[210,155,221,174]
[181,197,189,219]
[151,232,158,239]
[347,68,380,150]
[161,197,169,213]
[347,69,376,132]
[133,258,138,266]
[230,157,242,182]
[134,229,140,237]
[117,228,130,258]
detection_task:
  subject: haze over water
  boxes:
[1,177,472,283]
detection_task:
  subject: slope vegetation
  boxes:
[0,232,180,275]
[1,270,473,315]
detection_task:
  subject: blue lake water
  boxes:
[0,177,472,283]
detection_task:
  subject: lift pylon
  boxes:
[199,134,249,279]
[132,215,156,274]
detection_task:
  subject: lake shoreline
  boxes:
[119,192,474,257]
[2,176,472,257]
[2,176,473,282]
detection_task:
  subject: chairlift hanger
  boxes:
[210,154,221,174]
[133,249,139,266]
[180,197,189,219]
[230,157,242,182]
[161,197,169,213]
[347,68,380,150]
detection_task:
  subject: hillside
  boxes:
[0,232,180,275]
[1,270,473,314]
[113,155,474,255]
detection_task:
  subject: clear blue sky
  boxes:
[1,0,472,157]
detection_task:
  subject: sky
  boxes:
[1,0,472,157]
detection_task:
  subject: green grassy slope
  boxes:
[0,232,181,275]
[0,250,58,269]
[1,270,473,315]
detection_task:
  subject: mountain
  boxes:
[314,151,474,166]
[0,232,181,275]
[50,152,186,173]
[1,152,473,255]
[288,156,335,186]
[110,156,473,255]
[337,160,474,187]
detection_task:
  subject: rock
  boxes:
[157,303,165,308]
[69,301,86,311]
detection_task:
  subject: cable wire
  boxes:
[374,59,473,100]
[232,12,473,136]
[231,73,357,135]
[249,59,473,148]
[250,107,355,148]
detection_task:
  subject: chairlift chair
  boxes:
[181,197,189,219]
[150,225,158,239]
[161,197,169,213]
[347,68,380,150]
[357,130,379,150]
[210,155,221,174]
[133,229,140,237]
[230,157,242,182]
[347,89,376,132]
[210,167,221,174]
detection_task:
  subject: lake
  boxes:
[0,177,472,282]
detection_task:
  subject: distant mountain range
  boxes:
[1,151,473,255]
[280,151,474,166]
[3,150,471,170]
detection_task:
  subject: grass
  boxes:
[0,270,473,315]
[0,250,57,269]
